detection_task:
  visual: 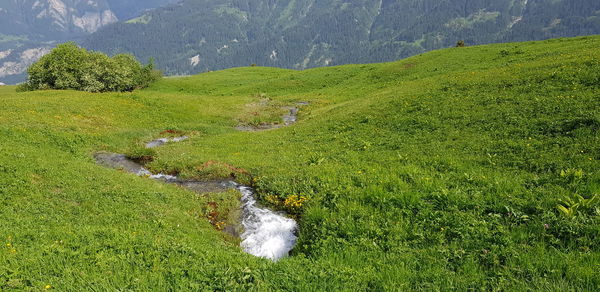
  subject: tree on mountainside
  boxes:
[18,42,161,93]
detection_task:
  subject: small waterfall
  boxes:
[238,186,297,261]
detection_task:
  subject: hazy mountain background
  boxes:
[105,0,180,20]
[0,0,176,84]
[82,0,600,77]
[2,0,600,84]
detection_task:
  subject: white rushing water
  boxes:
[134,163,178,181]
[146,136,189,148]
[238,185,297,261]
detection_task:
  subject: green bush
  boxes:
[17,42,161,93]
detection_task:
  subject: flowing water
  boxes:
[94,136,298,261]
[235,102,308,132]
[146,136,189,148]
[238,185,297,261]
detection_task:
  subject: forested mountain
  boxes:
[105,0,180,20]
[83,0,600,76]
[0,0,176,84]
[0,0,176,41]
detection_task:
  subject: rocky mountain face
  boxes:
[0,0,175,84]
[0,47,50,84]
[0,0,117,40]
[81,0,600,77]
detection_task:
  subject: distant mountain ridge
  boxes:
[0,0,176,84]
[2,0,116,42]
[82,0,600,77]
[3,0,600,84]
[105,0,180,20]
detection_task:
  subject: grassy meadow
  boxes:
[0,36,599,290]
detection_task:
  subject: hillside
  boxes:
[84,0,600,76]
[105,0,179,20]
[0,0,176,40]
[0,36,599,290]
[0,0,176,84]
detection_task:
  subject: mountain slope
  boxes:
[0,0,117,40]
[1,36,599,290]
[0,0,175,84]
[105,0,179,20]
[0,0,177,39]
[84,0,600,76]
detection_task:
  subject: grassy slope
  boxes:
[1,36,599,290]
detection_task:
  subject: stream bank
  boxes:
[235,102,308,131]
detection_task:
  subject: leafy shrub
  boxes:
[557,194,599,218]
[17,42,161,93]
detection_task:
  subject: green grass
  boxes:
[1,36,599,290]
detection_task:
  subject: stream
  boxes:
[235,102,308,132]
[95,136,297,261]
